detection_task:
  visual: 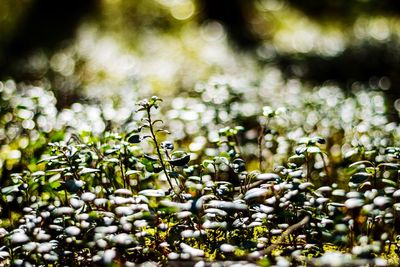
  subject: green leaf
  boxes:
[231,158,246,173]
[78,168,100,175]
[46,168,68,174]
[169,151,190,166]
[105,158,120,164]
[38,155,61,163]
[127,133,141,144]
[288,154,306,166]
[202,160,214,168]
[31,171,46,177]
[139,189,165,197]
[144,154,158,161]
[348,161,373,168]
[126,170,141,176]
[50,180,62,190]
[1,185,20,195]
[365,167,377,175]
[382,179,397,187]
[63,179,84,193]
[306,146,321,154]
[350,172,372,184]
[378,163,400,169]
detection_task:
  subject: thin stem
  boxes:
[255,216,310,258]
[146,108,182,201]
[320,152,330,180]
[119,152,126,188]
[233,134,242,156]
[258,125,264,172]
[305,152,311,182]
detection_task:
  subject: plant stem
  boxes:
[306,152,311,182]
[256,216,310,258]
[320,152,330,181]
[119,152,126,188]
[146,108,182,201]
[258,125,264,172]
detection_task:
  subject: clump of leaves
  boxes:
[1,84,399,266]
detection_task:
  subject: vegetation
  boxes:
[2,1,400,266]
[0,75,399,266]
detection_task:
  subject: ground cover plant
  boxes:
[4,1,400,266]
[1,76,400,266]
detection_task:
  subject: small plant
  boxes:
[0,77,399,266]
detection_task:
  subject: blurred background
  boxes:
[1,0,400,118]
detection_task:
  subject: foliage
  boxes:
[1,77,400,266]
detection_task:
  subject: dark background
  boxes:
[1,0,400,118]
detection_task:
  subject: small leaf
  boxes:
[169,151,190,166]
[152,119,164,126]
[144,154,158,161]
[126,170,141,176]
[139,189,165,197]
[350,172,372,184]
[288,154,305,166]
[231,158,246,173]
[307,146,321,154]
[31,171,46,177]
[127,134,141,144]
[46,168,68,174]
[365,167,376,175]
[63,179,84,193]
[256,173,280,181]
[1,185,20,195]
[38,155,61,163]
[344,198,364,209]
[156,129,170,134]
[349,160,373,168]
[378,163,400,169]
[79,168,100,175]
[105,158,120,164]
[202,160,214,168]
[295,146,307,155]
[382,179,397,187]
[207,200,247,211]
[244,188,270,201]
